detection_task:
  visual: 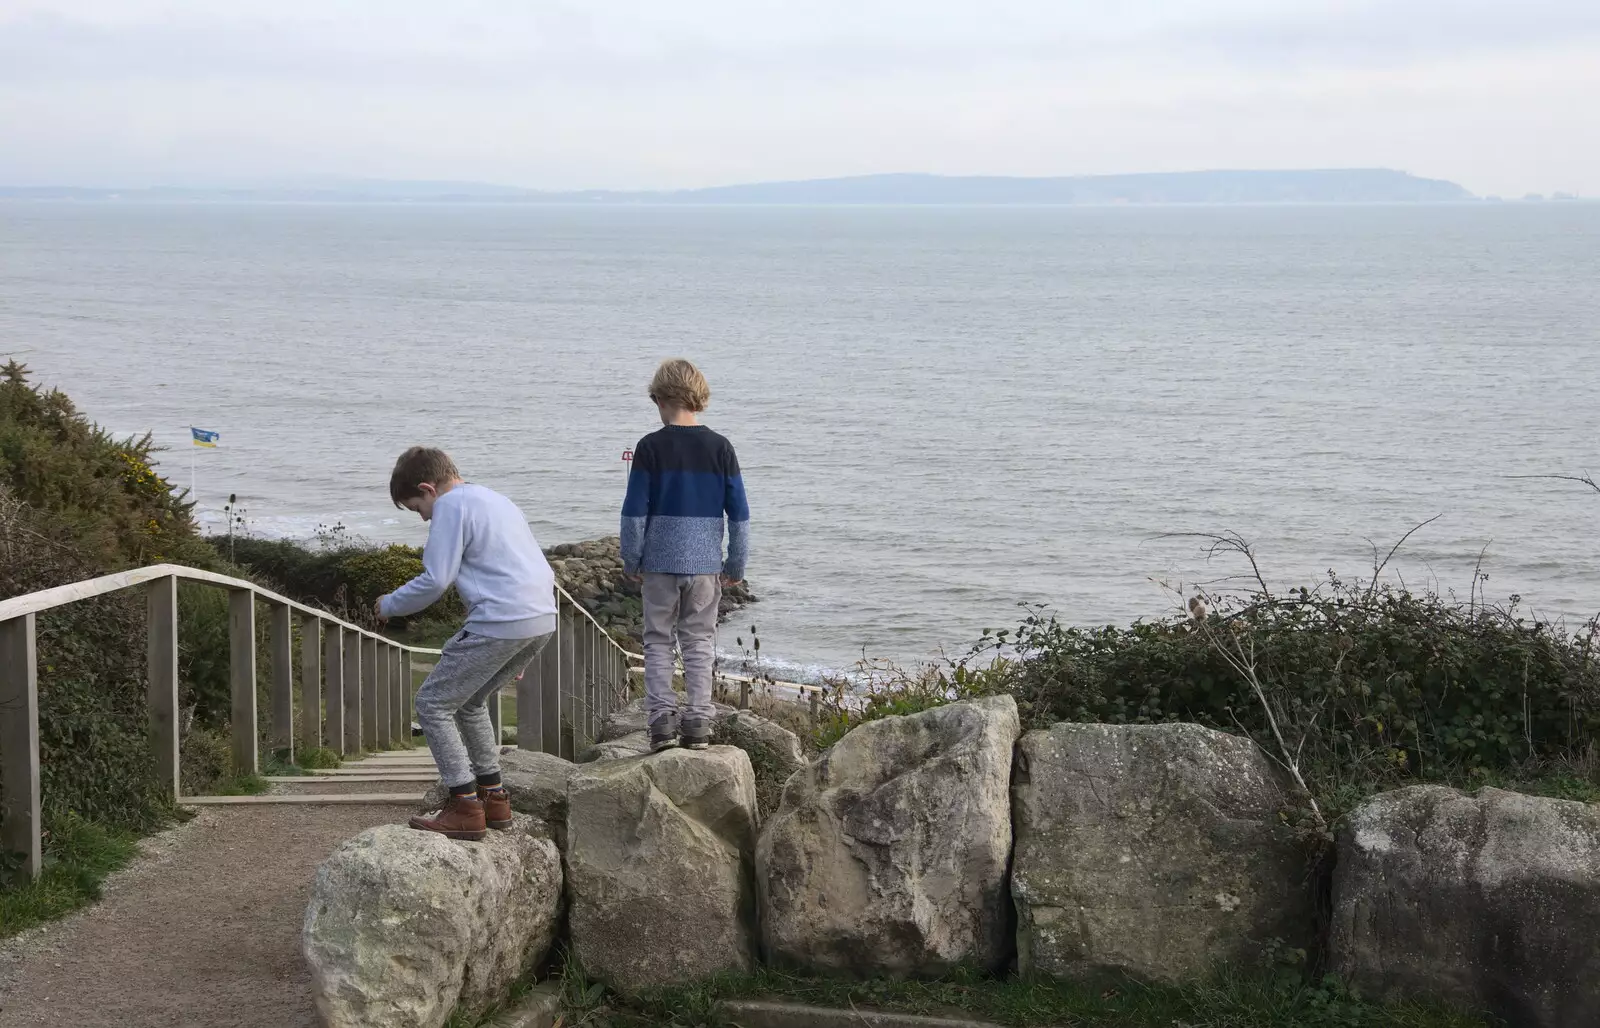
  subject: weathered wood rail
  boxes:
[0,563,632,880]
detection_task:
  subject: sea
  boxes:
[2,201,1597,678]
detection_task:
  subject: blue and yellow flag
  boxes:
[191,427,220,448]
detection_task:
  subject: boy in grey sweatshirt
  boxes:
[377,447,557,840]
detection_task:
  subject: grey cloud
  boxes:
[1172,0,1600,67]
[9,1,1595,91]
[0,1,1595,195]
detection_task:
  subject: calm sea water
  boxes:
[3,201,1598,676]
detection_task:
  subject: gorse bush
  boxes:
[0,361,211,571]
[0,496,171,841]
[0,364,255,880]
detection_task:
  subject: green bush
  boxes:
[816,567,1600,827]
[178,581,234,728]
[338,544,430,610]
[179,727,233,797]
[989,576,1599,798]
[0,496,172,837]
[222,536,461,624]
[0,364,269,860]
[0,361,212,571]
[297,747,342,770]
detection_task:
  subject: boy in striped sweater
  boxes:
[621,359,751,752]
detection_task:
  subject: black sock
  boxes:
[449,782,478,798]
[476,771,502,789]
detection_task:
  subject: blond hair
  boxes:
[389,447,460,507]
[648,359,711,413]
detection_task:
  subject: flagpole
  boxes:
[189,427,196,508]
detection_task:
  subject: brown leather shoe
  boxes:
[478,786,513,830]
[408,793,488,841]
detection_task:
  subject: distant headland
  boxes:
[0,169,1475,205]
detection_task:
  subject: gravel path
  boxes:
[0,802,415,1028]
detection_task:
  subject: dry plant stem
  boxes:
[1159,531,1275,599]
[1161,568,1329,834]
[1508,472,1600,495]
[1366,513,1444,597]
[1194,602,1327,833]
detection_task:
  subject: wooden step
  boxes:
[309,767,437,777]
[183,793,423,806]
[262,774,438,784]
[344,755,435,765]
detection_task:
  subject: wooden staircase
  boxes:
[186,749,440,807]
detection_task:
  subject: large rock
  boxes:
[566,747,759,993]
[576,731,652,763]
[420,750,579,847]
[757,695,1020,977]
[598,702,649,742]
[1010,722,1311,984]
[582,708,805,822]
[1331,786,1600,1028]
[304,817,562,1028]
[598,696,738,743]
[715,710,806,782]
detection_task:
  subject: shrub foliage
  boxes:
[817,552,1600,823]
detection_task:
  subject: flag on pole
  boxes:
[191,427,220,448]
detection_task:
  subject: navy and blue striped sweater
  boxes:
[621,425,750,579]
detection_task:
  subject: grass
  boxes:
[383,614,461,651]
[297,746,344,770]
[554,966,1494,1028]
[443,957,555,1028]
[207,774,271,796]
[0,813,142,940]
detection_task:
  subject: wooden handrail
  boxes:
[0,559,625,662]
[0,563,440,654]
[0,559,638,882]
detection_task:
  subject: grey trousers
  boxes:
[642,573,721,727]
[415,629,551,789]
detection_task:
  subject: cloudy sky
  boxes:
[1,0,1597,196]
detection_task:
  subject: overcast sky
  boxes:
[2,1,1597,196]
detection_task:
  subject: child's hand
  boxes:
[720,576,742,589]
[374,596,389,624]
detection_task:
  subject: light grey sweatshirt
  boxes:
[379,483,557,639]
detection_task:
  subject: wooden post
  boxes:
[375,639,391,750]
[810,690,821,724]
[740,680,750,710]
[269,601,294,759]
[361,635,378,751]
[586,623,599,741]
[0,614,41,880]
[325,624,345,755]
[299,614,321,752]
[342,629,362,755]
[518,641,541,752]
[389,647,404,744]
[146,577,180,802]
[540,616,561,755]
[559,608,576,759]
[575,620,592,746]
[229,590,258,774]
[400,650,413,741]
